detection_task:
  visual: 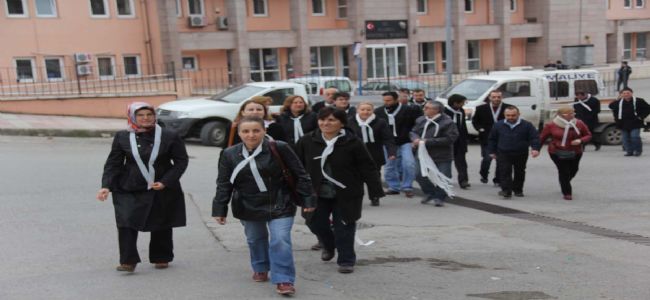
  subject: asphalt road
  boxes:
[1,135,650,299]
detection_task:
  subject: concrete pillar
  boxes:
[452,0,467,73]
[348,0,366,81]
[154,0,182,74]
[226,0,250,85]
[494,0,512,70]
[407,0,420,77]
[290,0,310,76]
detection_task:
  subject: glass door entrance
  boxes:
[366,44,407,79]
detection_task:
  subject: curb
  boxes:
[0,128,117,138]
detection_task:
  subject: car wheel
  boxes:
[200,121,228,147]
[600,125,622,145]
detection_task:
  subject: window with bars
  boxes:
[89,0,109,17]
[312,0,325,15]
[253,0,267,16]
[465,0,474,12]
[44,57,64,81]
[116,0,134,17]
[417,0,427,14]
[6,0,28,17]
[188,0,203,15]
[15,58,36,82]
[97,56,115,79]
[123,55,141,76]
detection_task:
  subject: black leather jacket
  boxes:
[213,140,315,221]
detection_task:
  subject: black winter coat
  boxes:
[213,140,315,221]
[347,117,397,166]
[472,102,514,145]
[573,96,600,130]
[275,111,318,147]
[101,129,188,231]
[444,107,469,154]
[487,119,541,155]
[374,104,423,145]
[296,130,384,223]
[608,97,650,130]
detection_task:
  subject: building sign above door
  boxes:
[365,20,408,40]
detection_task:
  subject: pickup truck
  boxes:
[156,81,309,146]
[436,68,647,145]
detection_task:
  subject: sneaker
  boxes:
[276,283,295,295]
[498,191,512,199]
[385,190,400,195]
[480,177,488,184]
[338,265,354,274]
[563,194,573,200]
[116,264,136,272]
[370,198,380,206]
[310,242,322,251]
[514,192,524,197]
[459,182,471,189]
[404,190,415,198]
[321,249,335,261]
[154,263,169,269]
[252,272,269,282]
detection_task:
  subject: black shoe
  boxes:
[370,198,380,206]
[311,242,322,251]
[385,190,400,195]
[514,192,524,197]
[434,199,444,207]
[594,144,601,151]
[459,182,471,189]
[498,191,512,199]
[321,249,335,261]
[480,177,488,184]
[421,196,433,204]
[338,265,354,274]
[624,152,634,156]
[634,152,642,157]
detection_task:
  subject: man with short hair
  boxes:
[471,90,513,186]
[573,90,601,151]
[445,94,470,189]
[312,87,338,113]
[617,61,632,91]
[488,106,540,198]
[333,92,356,117]
[608,87,650,156]
[410,89,431,109]
[375,91,423,198]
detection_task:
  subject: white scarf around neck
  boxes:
[575,94,592,112]
[422,114,441,138]
[129,124,162,190]
[318,130,347,189]
[491,103,503,122]
[230,142,267,192]
[553,116,580,147]
[290,114,304,143]
[448,107,463,124]
[618,97,638,120]
[355,113,376,143]
[385,104,402,137]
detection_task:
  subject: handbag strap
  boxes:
[268,140,293,183]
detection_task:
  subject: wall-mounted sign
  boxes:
[365,20,408,40]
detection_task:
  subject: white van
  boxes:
[436,69,638,145]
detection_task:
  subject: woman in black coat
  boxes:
[227,98,286,147]
[296,107,384,274]
[213,116,315,296]
[347,101,396,206]
[97,102,189,272]
[275,95,318,149]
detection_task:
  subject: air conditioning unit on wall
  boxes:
[188,15,206,27]
[77,64,93,76]
[74,53,92,63]
[217,16,228,30]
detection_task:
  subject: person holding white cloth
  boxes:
[410,101,459,207]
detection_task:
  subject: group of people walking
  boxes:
[96,83,648,296]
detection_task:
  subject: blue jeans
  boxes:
[384,143,416,191]
[241,217,295,284]
[415,159,453,201]
[621,128,642,154]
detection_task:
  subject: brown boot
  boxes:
[276,283,295,295]
[116,264,136,272]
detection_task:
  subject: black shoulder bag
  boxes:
[268,141,303,206]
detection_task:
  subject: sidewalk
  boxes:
[0,113,123,137]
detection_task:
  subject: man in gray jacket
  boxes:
[410,101,459,206]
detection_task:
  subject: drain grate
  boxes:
[447,197,650,246]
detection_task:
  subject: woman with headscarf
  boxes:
[539,106,592,200]
[296,107,384,274]
[227,98,286,147]
[213,116,315,296]
[347,101,396,206]
[275,95,318,149]
[97,102,189,272]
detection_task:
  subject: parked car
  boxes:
[156,81,309,147]
[288,76,355,97]
[361,79,438,98]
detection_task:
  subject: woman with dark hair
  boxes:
[347,101,396,206]
[276,95,318,149]
[227,99,286,147]
[213,116,316,296]
[296,107,384,274]
[97,102,189,273]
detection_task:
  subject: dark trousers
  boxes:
[497,153,529,194]
[586,124,601,148]
[480,144,500,183]
[453,151,469,184]
[307,197,356,266]
[617,78,629,91]
[118,227,173,265]
[550,153,582,195]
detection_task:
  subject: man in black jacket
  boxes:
[375,91,423,197]
[471,90,512,186]
[608,87,650,156]
[573,90,601,150]
[444,94,470,189]
[617,61,632,91]
[410,89,430,109]
[312,87,338,113]
[488,106,540,198]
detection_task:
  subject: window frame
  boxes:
[252,0,268,17]
[418,42,436,75]
[310,46,336,76]
[623,33,632,59]
[122,55,141,77]
[509,0,517,12]
[416,0,427,14]
[175,0,181,17]
[336,0,347,19]
[89,0,110,18]
[187,0,204,16]
[35,0,57,18]
[464,0,474,13]
[115,0,135,18]
[182,56,198,71]
[624,0,632,8]
[5,0,29,18]
[14,57,37,83]
[249,48,280,82]
[467,40,480,71]
[43,56,65,81]
[96,56,116,80]
[635,0,645,8]
[311,0,325,16]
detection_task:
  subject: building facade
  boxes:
[0,0,649,88]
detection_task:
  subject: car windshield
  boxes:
[439,79,497,100]
[209,85,266,103]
